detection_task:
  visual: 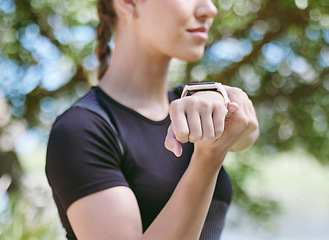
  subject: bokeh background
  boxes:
[1,0,329,239]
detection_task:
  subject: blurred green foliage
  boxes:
[0,0,329,235]
[0,187,62,240]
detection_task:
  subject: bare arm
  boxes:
[67,187,143,240]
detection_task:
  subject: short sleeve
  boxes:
[46,106,128,211]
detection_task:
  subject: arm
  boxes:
[67,151,225,240]
[68,87,258,240]
[67,186,143,240]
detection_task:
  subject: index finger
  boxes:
[169,100,189,143]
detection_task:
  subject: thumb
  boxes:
[225,102,239,121]
[165,124,183,157]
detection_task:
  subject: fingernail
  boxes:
[228,104,238,113]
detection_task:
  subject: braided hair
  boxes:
[96,0,117,80]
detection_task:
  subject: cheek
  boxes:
[140,12,189,47]
[156,0,191,27]
[136,0,203,59]
[138,0,193,38]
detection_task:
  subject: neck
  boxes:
[98,37,172,121]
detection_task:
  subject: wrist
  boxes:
[191,91,226,105]
[190,146,227,174]
[181,82,230,107]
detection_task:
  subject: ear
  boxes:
[114,0,137,17]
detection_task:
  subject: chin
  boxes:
[176,49,205,62]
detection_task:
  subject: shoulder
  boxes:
[46,106,128,211]
[47,105,118,163]
[48,102,123,157]
[51,106,107,138]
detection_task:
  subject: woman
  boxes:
[46,0,259,239]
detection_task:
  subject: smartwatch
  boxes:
[181,82,231,107]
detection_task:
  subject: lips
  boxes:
[187,27,209,40]
[187,27,208,33]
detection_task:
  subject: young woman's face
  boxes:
[134,0,218,61]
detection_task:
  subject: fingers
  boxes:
[212,102,229,139]
[167,85,259,156]
[232,89,258,133]
[169,100,189,144]
[243,99,258,133]
[186,110,202,142]
[225,102,239,121]
[164,124,183,157]
[200,110,215,141]
[169,93,228,144]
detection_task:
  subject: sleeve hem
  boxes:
[62,181,130,212]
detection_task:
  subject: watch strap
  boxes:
[181,82,231,107]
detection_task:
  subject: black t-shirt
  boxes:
[46,86,232,239]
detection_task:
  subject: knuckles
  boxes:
[232,112,259,135]
[169,95,228,144]
[169,89,258,145]
[227,87,251,103]
[249,119,259,132]
[170,94,226,113]
[175,130,189,143]
[188,132,203,143]
[168,100,182,115]
[214,127,224,139]
[184,96,213,112]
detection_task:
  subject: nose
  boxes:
[195,0,218,21]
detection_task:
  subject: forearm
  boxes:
[142,153,224,240]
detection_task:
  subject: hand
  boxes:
[221,87,259,152]
[193,86,258,155]
[165,86,258,158]
[165,90,229,157]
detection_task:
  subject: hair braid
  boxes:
[96,0,116,80]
